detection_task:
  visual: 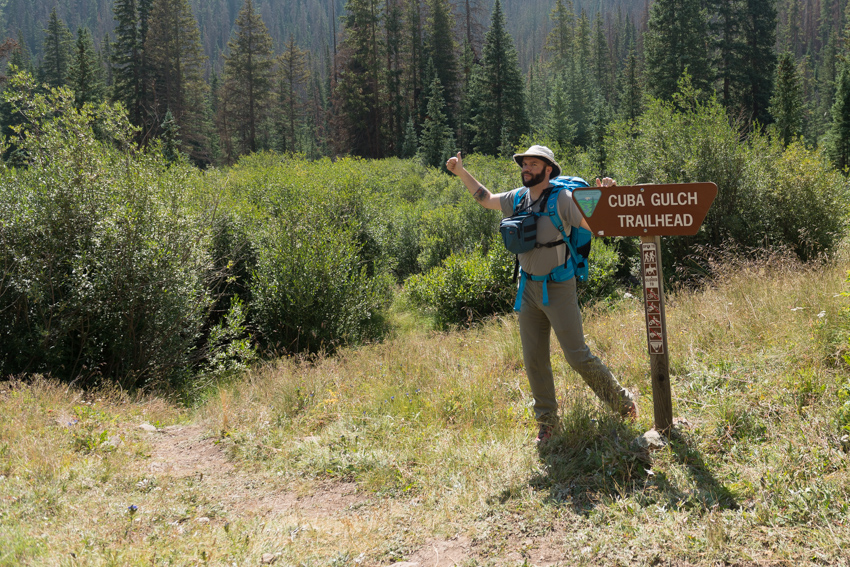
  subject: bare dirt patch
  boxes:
[137,423,369,520]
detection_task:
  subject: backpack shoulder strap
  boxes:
[513,188,528,212]
[544,185,568,240]
[545,184,583,270]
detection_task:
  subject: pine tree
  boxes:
[145,0,208,160]
[41,7,74,87]
[384,0,404,155]
[546,74,575,147]
[456,40,476,153]
[418,74,453,168]
[739,0,777,127]
[112,0,146,135]
[161,108,181,163]
[769,51,803,145]
[644,0,713,100]
[618,49,644,122]
[401,115,418,158]
[825,59,850,171]
[333,0,384,157]
[10,30,35,76]
[589,95,611,172]
[545,0,575,74]
[424,0,459,118]
[470,0,527,155]
[276,35,309,154]
[568,10,592,146]
[708,0,744,110]
[591,11,614,101]
[525,57,548,136]
[221,0,275,158]
[68,27,105,107]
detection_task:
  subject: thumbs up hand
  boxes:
[446,152,463,175]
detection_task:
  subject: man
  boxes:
[446,145,637,443]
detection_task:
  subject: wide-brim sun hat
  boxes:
[513,145,561,179]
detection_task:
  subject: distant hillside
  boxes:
[3,0,646,73]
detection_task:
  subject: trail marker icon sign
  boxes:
[571,182,718,433]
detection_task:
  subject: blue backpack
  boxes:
[504,176,593,311]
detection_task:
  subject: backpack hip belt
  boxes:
[514,264,574,311]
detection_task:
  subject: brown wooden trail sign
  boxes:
[572,182,718,433]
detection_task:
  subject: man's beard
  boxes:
[522,170,547,187]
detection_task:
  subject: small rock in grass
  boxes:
[634,429,668,451]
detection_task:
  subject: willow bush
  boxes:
[0,76,211,389]
[607,78,849,278]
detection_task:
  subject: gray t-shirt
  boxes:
[500,186,585,276]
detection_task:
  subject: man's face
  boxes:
[521,158,551,187]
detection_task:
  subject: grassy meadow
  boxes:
[2,248,849,566]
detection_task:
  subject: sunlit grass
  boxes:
[1,248,849,565]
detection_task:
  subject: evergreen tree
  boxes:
[644,0,713,100]
[401,115,418,158]
[404,0,425,129]
[333,0,384,157]
[568,10,592,146]
[618,49,643,122]
[221,0,275,158]
[739,0,777,127]
[145,0,208,161]
[825,59,850,171]
[41,7,74,87]
[161,108,181,163]
[546,74,574,146]
[424,0,459,117]
[708,0,744,110]
[545,0,575,74]
[68,27,105,107]
[470,0,527,155]
[814,31,839,142]
[589,95,610,172]
[10,30,34,76]
[384,0,404,155]
[769,51,803,145]
[456,40,476,153]
[525,57,548,136]
[276,35,309,154]
[101,36,114,88]
[112,0,146,135]
[418,74,452,168]
[591,11,614,101]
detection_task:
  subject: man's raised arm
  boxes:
[445,152,503,211]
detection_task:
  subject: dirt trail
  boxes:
[141,425,367,518]
[136,424,592,566]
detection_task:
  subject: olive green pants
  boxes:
[517,276,634,424]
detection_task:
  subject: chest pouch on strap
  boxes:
[499,213,537,254]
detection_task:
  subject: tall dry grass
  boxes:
[1,248,849,565]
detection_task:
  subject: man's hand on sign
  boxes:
[595,177,617,187]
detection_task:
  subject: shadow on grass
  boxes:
[489,415,738,516]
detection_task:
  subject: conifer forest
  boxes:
[4,0,849,168]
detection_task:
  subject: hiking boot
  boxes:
[536,423,554,444]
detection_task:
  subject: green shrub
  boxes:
[606,77,849,277]
[406,235,514,328]
[0,74,211,389]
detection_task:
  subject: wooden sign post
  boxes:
[572,183,717,432]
